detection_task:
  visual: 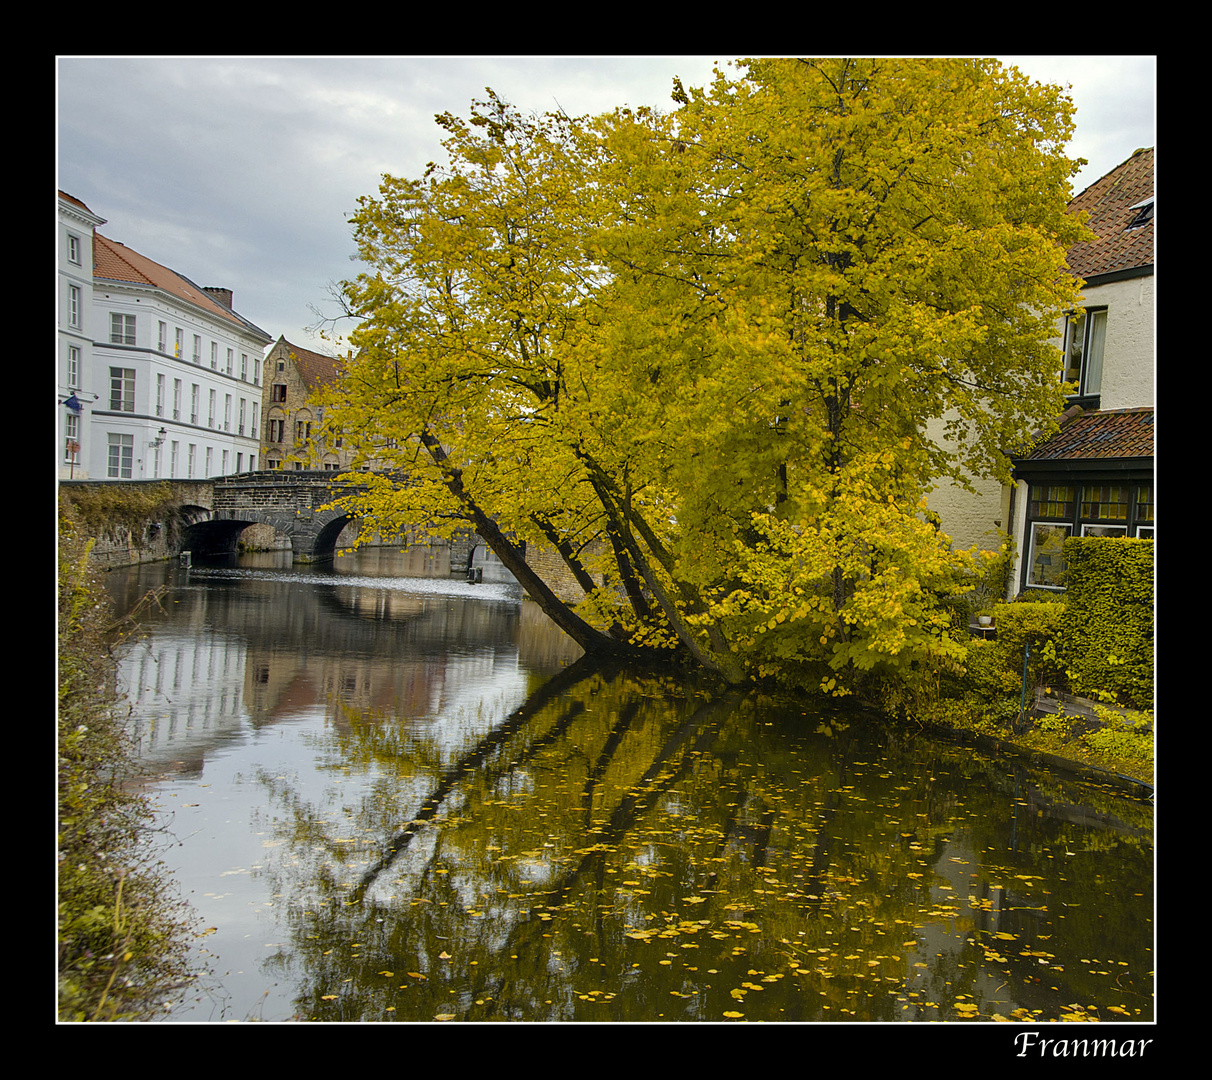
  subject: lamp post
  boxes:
[148,426,167,478]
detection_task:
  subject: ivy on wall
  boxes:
[1060,536,1154,708]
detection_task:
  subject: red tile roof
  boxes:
[273,337,346,390]
[1065,147,1154,281]
[1018,407,1154,463]
[93,232,269,340]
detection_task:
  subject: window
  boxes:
[296,420,312,443]
[67,234,81,264]
[268,418,284,442]
[193,335,202,364]
[110,313,136,346]
[1024,480,1153,589]
[191,384,200,425]
[64,412,79,462]
[251,402,259,435]
[205,447,213,476]
[241,353,248,381]
[222,449,229,474]
[1061,309,1107,401]
[107,433,133,478]
[173,379,182,420]
[159,322,168,352]
[239,398,246,436]
[109,367,135,412]
[156,374,165,417]
[67,346,79,389]
[68,286,81,328]
[224,394,232,432]
[226,349,234,375]
[170,441,179,478]
[271,383,287,403]
[208,389,216,428]
[211,341,218,369]
[188,444,196,478]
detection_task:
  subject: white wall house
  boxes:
[926,148,1155,576]
[69,199,272,481]
[59,192,106,479]
[928,149,1155,598]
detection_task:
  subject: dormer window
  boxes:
[1061,308,1106,404]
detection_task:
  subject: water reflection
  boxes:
[106,550,1153,1024]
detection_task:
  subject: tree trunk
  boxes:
[419,431,627,657]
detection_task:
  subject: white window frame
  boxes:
[211,341,218,369]
[67,233,81,265]
[64,412,79,462]
[1061,308,1107,399]
[110,313,136,346]
[107,433,134,478]
[208,389,216,428]
[1026,521,1071,590]
[191,384,200,425]
[173,378,182,420]
[159,321,168,353]
[156,374,165,417]
[67,346,79,389]
[109,367,135,412]
[68,285,81,328]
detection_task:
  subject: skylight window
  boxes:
[1125,196,1154,230]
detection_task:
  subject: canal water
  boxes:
[105,548,1154,1024]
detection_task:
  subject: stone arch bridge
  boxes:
[61,471,475,570]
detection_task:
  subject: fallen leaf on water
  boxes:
[723,1011,744,1018]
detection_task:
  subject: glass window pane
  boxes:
[1028,523,1071,588]
[1080,484,1129,521]
[1029,484,1074,520]
[1084,310,1107,395]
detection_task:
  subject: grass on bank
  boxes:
[57,505,202,1021]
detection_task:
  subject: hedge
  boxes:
[1060,536,1154,708]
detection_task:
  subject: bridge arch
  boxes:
[195,506,358,562]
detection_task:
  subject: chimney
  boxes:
[204,287,233,309]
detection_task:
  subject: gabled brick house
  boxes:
[261,336,350,470]
[1007,147,1155,593]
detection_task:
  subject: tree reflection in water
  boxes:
[250,658,1153,1024]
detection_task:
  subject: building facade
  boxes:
[59,192,107,479]
[59,192,273,482]
[927,149,1155,596]
[261,337,352,470]
[1008,147,1155,594]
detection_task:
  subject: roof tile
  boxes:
[1065,147,1154,281]
[93,232,270,340]
[1018,407,1154,463]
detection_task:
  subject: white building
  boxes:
[61,193,273,481]
[926,148,1155,595]
[59,192,106,479]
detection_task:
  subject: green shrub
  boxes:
[58,505,199,1020]
[1060,537,1154,708]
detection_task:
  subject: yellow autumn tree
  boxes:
[321,59,1090,693]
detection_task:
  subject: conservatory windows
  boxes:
[1024,480,1154,590]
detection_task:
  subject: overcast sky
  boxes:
[56,55,1156,355]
